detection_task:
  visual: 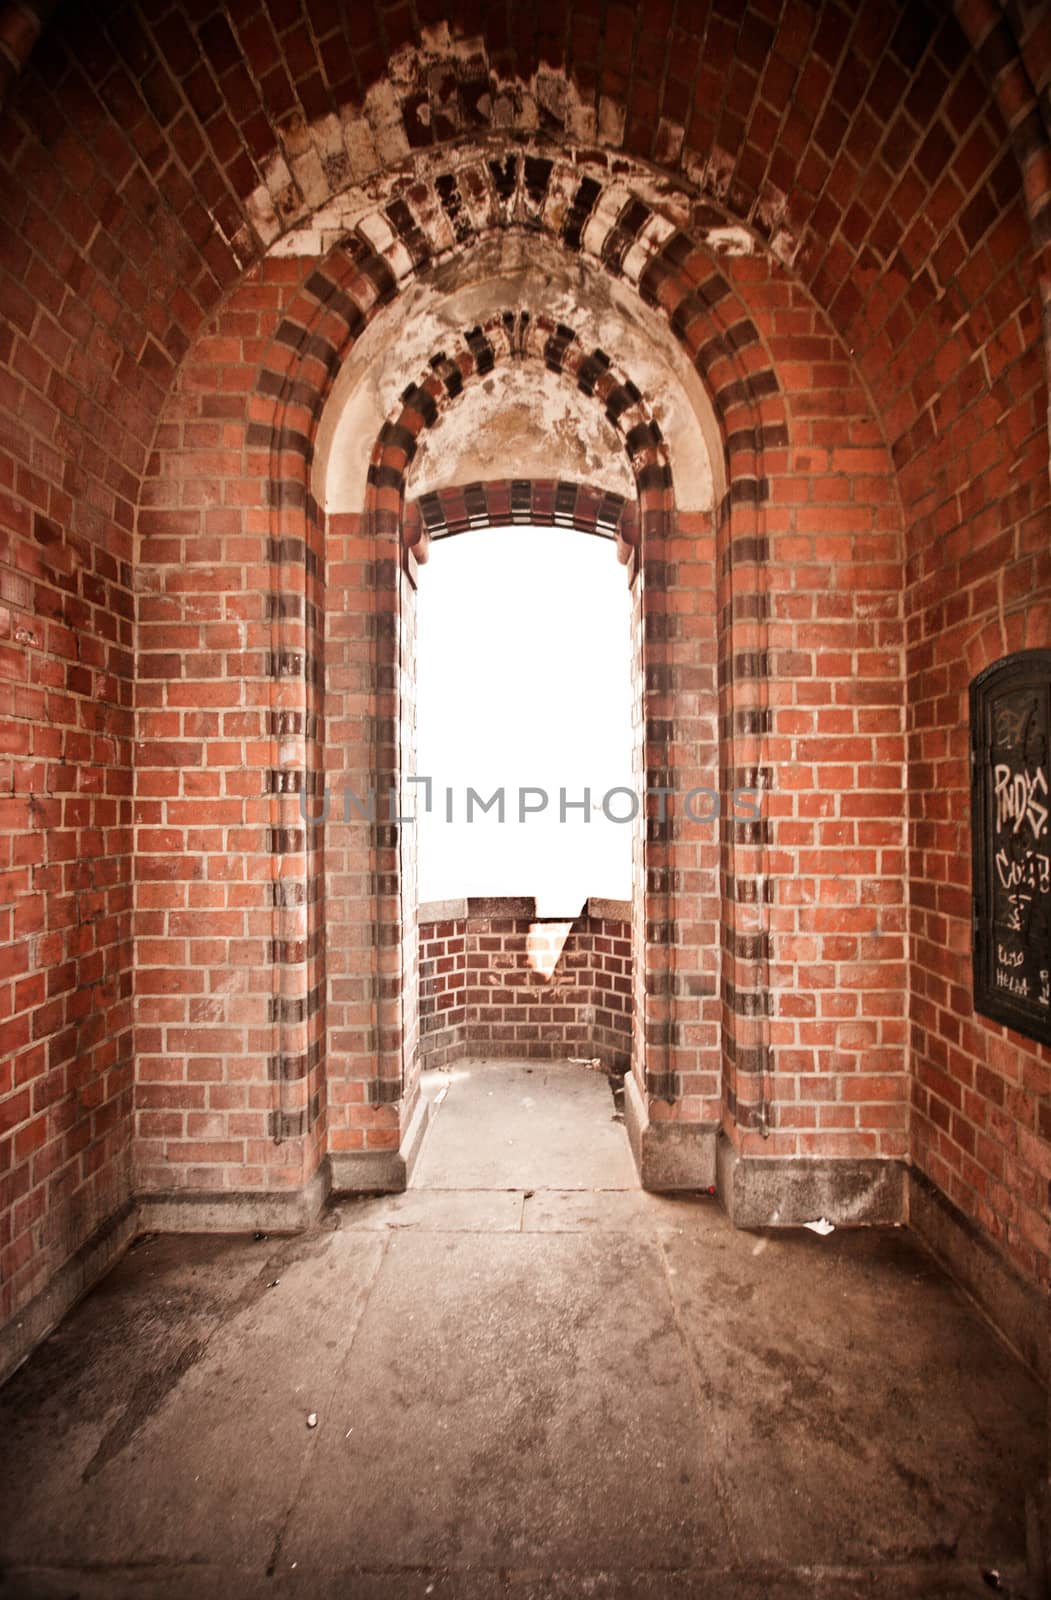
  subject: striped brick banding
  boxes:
[362,319,679,1117]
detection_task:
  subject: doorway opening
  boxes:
[416,524,633,912]
[412,516,638,1076]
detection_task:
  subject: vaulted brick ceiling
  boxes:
[1,0,1047,575]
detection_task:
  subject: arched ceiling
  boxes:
[314,225,723,513]
[0,0,1046,555]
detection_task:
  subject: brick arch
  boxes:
[350,313,688,1123]
[251,180,785,510]
[255,201,790,1113]
[252,200,791,1158]
[964,603,1051,691]
[249,200,796,1126]
[131,183,909,1218]
[406,478,637,550]
[364,311,672,543]
[223,194,794,1188]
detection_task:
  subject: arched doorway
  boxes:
[314,251,728,1192]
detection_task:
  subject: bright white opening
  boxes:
[415,526,633,916]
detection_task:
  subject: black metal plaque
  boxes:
[971,649,1051,1046]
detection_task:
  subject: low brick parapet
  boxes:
[418,896,632,1071]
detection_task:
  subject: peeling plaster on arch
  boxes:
[315,232,721,516]
[239,30,804,272]
[406,365,636,502]
[262,136,794,271]
[363,308,674,529]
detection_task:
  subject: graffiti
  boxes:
[972,653,1051,1047]
[995,968,1029,998]
[993,762,1049,840]
[993,699,1036,748]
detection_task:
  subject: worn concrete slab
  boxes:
[0,1060,1044,1600]
[411,1059,637,1191]
[0,1557,1015,1598]
[660,1222,1044,1572]
[338,1188,524,1231]
[280,1228,730,1574]
[0,1227,386,1572]
[519,1187,724,1234]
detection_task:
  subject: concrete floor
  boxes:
[0,1059,1045,1600]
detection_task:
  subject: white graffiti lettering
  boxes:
[994,763,1049,840]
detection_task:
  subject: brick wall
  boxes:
[323,512,422,1164]
[0,0,1047,1348]
[707,264,909,1165]
[0,508,134,1334]
[135,254,326,1201]
[418,897,632,1072]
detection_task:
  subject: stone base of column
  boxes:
[327,1091,432,1195]
[623,1070,718,1189]
[137,1164,332,1235]
[716,1134,906,1229]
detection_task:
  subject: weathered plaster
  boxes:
[241,29,800,271]
[316,231,720,513]
[406,365,635,500]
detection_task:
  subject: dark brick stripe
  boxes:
[723,982,773,1017]
[269,928,324,964]
[304,271,366,339]
[266,650,322,685]
[543,322,576,372]
[267,1039,323,1082]
[602,197,652,272]
[368,1076,403,1105]
[386,197,430,267]
[722,534,770,572]
[412,476,630,540]
[562,175,601,251]
[268,983,324,1024]
[644,1070,679,1102]
[268,710,319,738]
[435,172,472,242]
[523,155,553,206]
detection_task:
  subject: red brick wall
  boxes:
[135,254,326,1201]
[883,57,1051,1291]
[0,0,1047,1346]
[418,898,632,1072]
[418,910,466,1072]
[907,545,1051,1290]
[0,502,134,1333]
[323,510,420,1163]
[712,262,909,1165]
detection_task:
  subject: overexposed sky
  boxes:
[415,526,633,914]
